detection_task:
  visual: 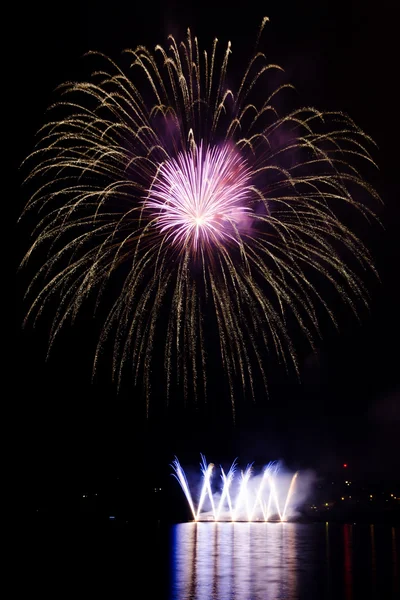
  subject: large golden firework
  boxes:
[20,18,380,415]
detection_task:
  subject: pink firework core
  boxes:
[146,143,253,251]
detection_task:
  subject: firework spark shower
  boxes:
[19,17,381,414]
[171,455,306,522]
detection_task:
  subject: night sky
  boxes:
[16,0,399,510]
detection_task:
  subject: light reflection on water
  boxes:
[169,522,399,600]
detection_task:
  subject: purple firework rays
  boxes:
[146,143,252,252]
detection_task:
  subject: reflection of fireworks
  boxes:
[20,18,380,414]
[171,455,299,522]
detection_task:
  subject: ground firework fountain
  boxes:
[172,455,300,522]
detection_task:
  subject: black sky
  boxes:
[16,0,399,495]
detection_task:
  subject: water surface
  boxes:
[169,522,399,600]
[28,519,398,599]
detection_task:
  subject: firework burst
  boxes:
[19,18,380,415]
